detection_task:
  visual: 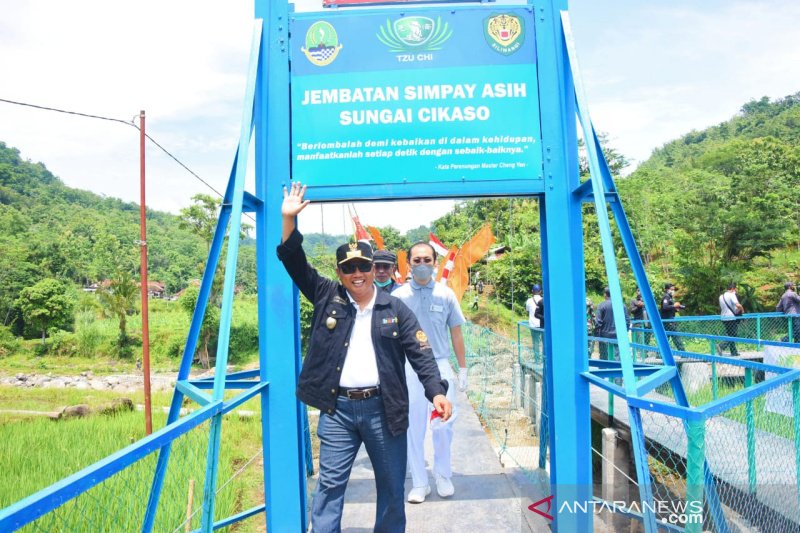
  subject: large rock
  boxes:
[61,404,92,419]
[97,398,134,416]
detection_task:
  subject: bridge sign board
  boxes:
[289,6,543,198]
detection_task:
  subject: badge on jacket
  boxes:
[326,317,337,330]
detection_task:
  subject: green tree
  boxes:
[180,285,219,368]
[98,270,140,353]
[376,225,409,253]
[16,278,76,344]
[179,194,220,252]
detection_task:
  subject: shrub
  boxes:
[0,324,20,357]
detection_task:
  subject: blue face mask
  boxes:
[411,264,434,283]
[375,278,392,287]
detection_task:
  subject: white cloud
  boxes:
[570,0,800,167]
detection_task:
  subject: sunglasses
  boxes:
[411,257,434,264]
[340,262,373,274]
[374,263,394,271]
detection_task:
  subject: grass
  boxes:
[0,384,268,532]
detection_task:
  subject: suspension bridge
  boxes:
[2,0,800,531]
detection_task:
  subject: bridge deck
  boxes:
[307,389,551,532]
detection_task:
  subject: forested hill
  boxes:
[616,92,800,312]
[0,142,207,326]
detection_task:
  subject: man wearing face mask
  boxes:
[392,242,467,503]
[373,250,399,293]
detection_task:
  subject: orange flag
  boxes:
[396,250,409,282]
[447,223,496,302]
[459,223,496,265]
[448,254,471,302]
[366,226,385,250]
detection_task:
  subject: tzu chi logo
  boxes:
[484,13,525,55]
[302,20,343,66]
[377,15,452,53]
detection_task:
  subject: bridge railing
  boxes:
[485,319,800,531]
[0,384,267,532]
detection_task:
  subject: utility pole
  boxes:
[139,110,153,435]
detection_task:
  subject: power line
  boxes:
[0,97,225,199]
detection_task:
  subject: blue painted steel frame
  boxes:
[536,2,591,530]
[254,1,308,531]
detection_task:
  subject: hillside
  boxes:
[616,93,800,312]
[426,93,800,315]
[0,142,207,333]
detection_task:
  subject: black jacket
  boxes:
[660,292,680,319]
[277,229,448,436]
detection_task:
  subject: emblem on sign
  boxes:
[302,21,343,66]
[377,15,452,52]
[484,14,524,56]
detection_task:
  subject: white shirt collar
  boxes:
[347,286,377,312]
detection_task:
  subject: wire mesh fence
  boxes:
[703,396,800,532]
[631,312,800,364]
[459,323,546,475]
[475,319,800,531]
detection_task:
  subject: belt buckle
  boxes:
[345,389,360,400]
[346,388,372,400]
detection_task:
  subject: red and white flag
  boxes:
[440,247,457,284]
[352,215,371,244]
[428,232,448,257]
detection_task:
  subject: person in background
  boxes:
[277,183,452,532]
[525,284,543,329]
[660,282,686,352]
[594,287,630,359]
[525,284,544,355]
[776,281,800,343]
[719,282,744,357]
[628,288,651,347]
[373,250,399,293]
[393,241,468,504]
[586,297,596,357]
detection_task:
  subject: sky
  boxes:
[1,1,799,236]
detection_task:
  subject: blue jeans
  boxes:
[312,395,406,533]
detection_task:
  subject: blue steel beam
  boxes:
[536,1,591,530]
[194,369,261,381]
[176,380,212,406]
[190,379,264,390]
[254,1,307,530]
[200,19,262,533]
[142,155,238,532]
[189,504,266,532]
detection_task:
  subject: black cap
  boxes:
[372,250,396,264]
[664,282,676,290]
[336,241,373,265]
